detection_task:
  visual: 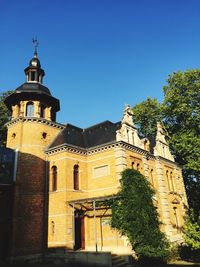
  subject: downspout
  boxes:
[93,200,98,252]
[42,154,49,262]
[13,149,18,182]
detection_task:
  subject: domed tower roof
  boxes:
[4,51,60,112]
[29,52,41,68]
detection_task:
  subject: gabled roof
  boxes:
[48,120,121,150]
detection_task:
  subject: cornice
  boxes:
[46,143,87,156]
[6,117,65,130]
[45,140,156,160]
[156,155,180,167]
[118,141,155,160]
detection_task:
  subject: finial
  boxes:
[32,37,39,57]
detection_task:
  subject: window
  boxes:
[26,102,34,117]
[136,163,140,171]
[150,169,154,186]
[131,162,135,169]
[173,207,179,232]
[132,133,135,144]
[170,171,175,192]
[30,71,36,81]
[144,140,148,151]
[52,166,57,191]
[166,170,175,192]
[42,132,47,139]
[166,170,170,191]
[51,221,55,236]
[40,104,45,118]
[73,165,79,190]
[16,104,21,117]
[51,110,56,122]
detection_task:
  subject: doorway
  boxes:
[74,211,85,250]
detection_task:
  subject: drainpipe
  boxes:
[72,204,75,249]
[13,149,18,182]
[42,155,49,261]
[93,200,97,252]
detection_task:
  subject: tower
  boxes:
[4,51,63,257]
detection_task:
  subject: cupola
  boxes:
[24,51,45,83]
[4,49,60,122]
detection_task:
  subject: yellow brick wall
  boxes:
[47,145,187,252]
[6,119,62,256]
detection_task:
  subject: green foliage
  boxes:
[167,243,181,262]
[163,70,200,175]
[131,70,200,220]
[111,169,170,263]
[163,70,200,219]
[184,210,200,250]
[132,97,162,138]
[0,91,12,147]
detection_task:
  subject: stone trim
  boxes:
[46,143,87,156]
[119,141,155,159]
[156,156,181,167]
[6,117,65,129]
[46,141,156,159]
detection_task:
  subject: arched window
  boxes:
[51,221,55,236]
[51,110,56,122]
[73,165,79,190]
[166,170,170,190]
[136,163,140,171]
[144,140,148,151]
[30,71,36,81]
[40,104,45,118]
[26,102,34,117]
[170,171,175,192]
[150,169,154,186]
[52,166,57,191]
[131,162,135,169]
[16,104,21,117]
[173,207,179,232]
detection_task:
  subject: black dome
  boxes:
[29,57,41,68]
[15,82,51,96]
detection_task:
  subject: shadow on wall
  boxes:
[0,186,13,261]
[1,151,49,259]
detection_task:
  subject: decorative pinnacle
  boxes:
[32,37,39,57]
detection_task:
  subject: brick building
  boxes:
[3,51,187,258]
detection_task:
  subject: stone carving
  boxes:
[154,122,175,161]
[122,105,134,126]
[116,105,143,148]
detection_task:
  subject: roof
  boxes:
[4,83,60,111]
[48,120,121,149]
[15,82,51,95]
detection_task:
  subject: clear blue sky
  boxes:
[1,0,200,128]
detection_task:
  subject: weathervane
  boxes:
[32,37,39,55]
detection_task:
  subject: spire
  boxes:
[32,37,39,57]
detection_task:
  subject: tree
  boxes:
[132,97,162,139]
[110,169,169,263]
[131,70,200,219]
[163,70,200,172]
[163,70,200,219]
[0,91,12,147]
[184,210,200,250]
